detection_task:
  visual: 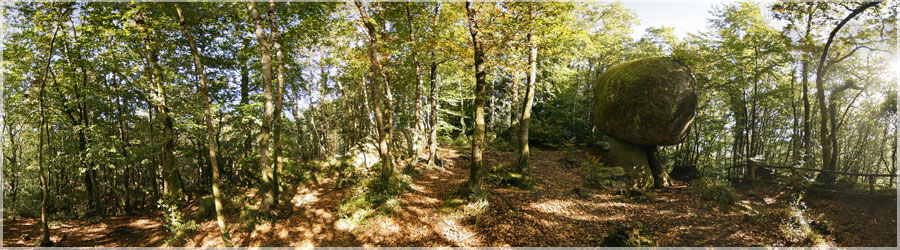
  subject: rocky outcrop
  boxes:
[592,57,698,188]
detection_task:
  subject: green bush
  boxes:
[688,177,737,205]
[485,163,535,189]
[557,149,581,169]
[582,155,628,190]
[601,223,657,247]
[158,195,197,245]
[335,169,413,229]
[487,135,517,152]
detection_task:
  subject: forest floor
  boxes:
[3,146,896,247]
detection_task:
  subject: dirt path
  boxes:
[3,214,168,247]
[4,147,895,247]
[472,148,788,246]
[185,147,475,247]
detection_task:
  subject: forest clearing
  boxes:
[2,0,898,247]
[4,146,896,247]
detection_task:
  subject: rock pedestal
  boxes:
[592,57,697,189]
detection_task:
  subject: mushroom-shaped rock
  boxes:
[593,57,698,146]
[592,57,698,189]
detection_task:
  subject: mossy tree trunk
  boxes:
[175,4,233,245]
[427,60,441,167]
[644,145,671,188]
[355,0,395,184]
[37,10,62,245]
[268,0,285,205]
[465,0,487,193]
[137,7,185,201]
[516,31,537,173]
[247,0,276,213]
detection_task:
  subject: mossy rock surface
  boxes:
[593,57,698,145]
[604,137,653,189]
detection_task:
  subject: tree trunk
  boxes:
[247,0,276,213]
[407,4,425,160]
[646,145,671,188]
[515,31,537,172]
[427,61,441,166]
[240,39,253,170]
[175,4,233,245]
[509,73,520,131]
[268,0,285,206]
[813,1,879,184]
[137,8,184,201]
[35,6,67,245]
[892,128,897,186]
[801,5,813,168]
[355,0,394,183]
[464,0,486,193]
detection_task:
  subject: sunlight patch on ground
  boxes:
[128,219,159,229]
[293,188,321,208]
[291,238,315,249]
[434,215,482,247]
[334,218,355,232]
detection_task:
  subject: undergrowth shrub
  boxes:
[583,155,628,189]
[688,176,737,206]
[441,188,490,218]
[335,164,413,230]
[747,194,828,246]
[486,163,535,189]
[557,148,581,169]
[158,195,197,245]
[601,222,657,247]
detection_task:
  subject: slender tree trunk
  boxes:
[268,0,285,205]
[509,73,520,131]
[427,61,441,166]
[175,4,233,245]
[515,31,537,172]
[240,39,252,170]
[814,1,879,184]
[406,4,425,159]
[465,0,487,193]
[137,8,183,201]
[646,145,671,188]
[109,73,133,213]
[247,0,276,213]
[458,79,466,138]
[891,128,897,186]
[790,69,799,163]
[35,6,65,245]
[801,6,813,168]
[355,0,394,183]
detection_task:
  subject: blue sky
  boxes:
[621,0,728,40]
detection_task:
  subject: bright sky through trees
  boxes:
[623,0,784,39]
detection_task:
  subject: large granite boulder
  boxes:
[592,57,698,188]
[605,137,654,189]
[593,57,698,146]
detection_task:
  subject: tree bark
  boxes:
[240,38,253,173]
[175,4,233,245]
[268,0,285,205]
[801,3,814,169]
[407,4,425,160]
[465,0,487,193]
[137,8,184,201]
[355,0,394,183]
[509,73,520,131]
[646,145,671,188]
[427,61,441,166]
[36,7,63,245]
[814,1,879,184]
[247,0,276,213]
[515,31,537,172]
